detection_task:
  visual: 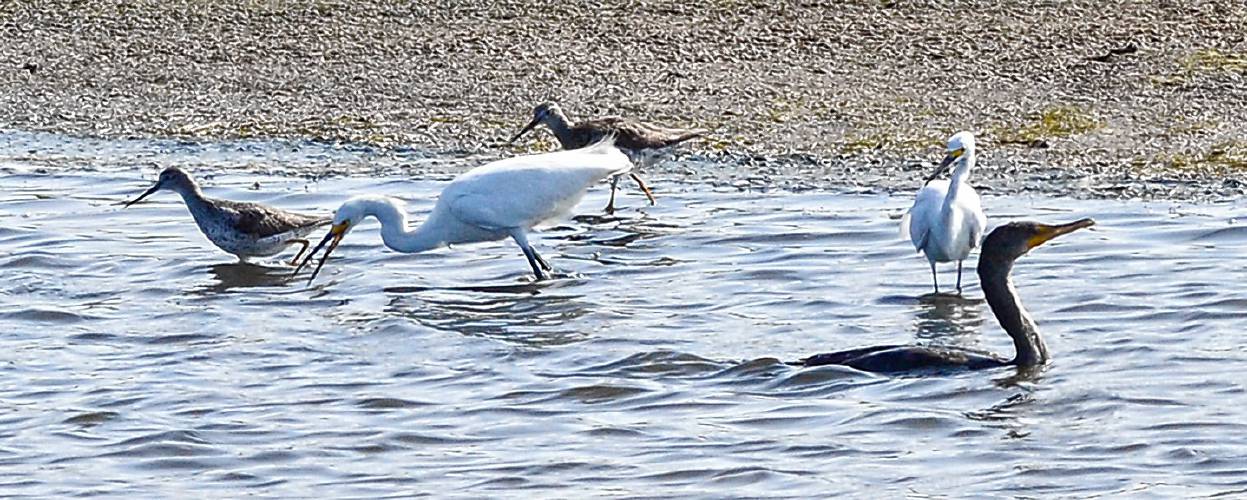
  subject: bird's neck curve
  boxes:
[362,199,443,254]
[951,150,975,184]
[171,180,207,206]
[941,152,976,213]
[543,108,577,148]
[978,254,1048,367]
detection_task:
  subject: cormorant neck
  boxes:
[978,253,1048,367]
[361,199,443,253]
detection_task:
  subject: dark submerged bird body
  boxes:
[509,102,705,212]
[796,218,1095,374]
[124,167,330,264]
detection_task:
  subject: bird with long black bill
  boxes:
[295,137,634,283]
[123,166,329,264]
[794,218,1094,373]
[901,131,987,294]
[508,101,705,213]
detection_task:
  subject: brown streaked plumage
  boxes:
[124,167,330,264]
[508,102,706,213]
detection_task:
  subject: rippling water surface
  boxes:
[2,131,1247,497]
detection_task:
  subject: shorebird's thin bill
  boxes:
[123,183,162,208]
[295,222,349,282]
[507,118,541,144]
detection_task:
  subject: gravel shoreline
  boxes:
[1,1,1245,200]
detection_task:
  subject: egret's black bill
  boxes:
[923,153,959,185]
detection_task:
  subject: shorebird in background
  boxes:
[124,167,329,265]
[508,101,706,213]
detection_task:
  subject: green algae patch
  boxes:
[994,106,1103,147]
[1186,49,1247,74]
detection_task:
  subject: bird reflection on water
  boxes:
[381,280,592,347]
[912,293,985,343]
[198,262,295,294]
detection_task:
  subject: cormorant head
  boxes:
[983,218,1095,262]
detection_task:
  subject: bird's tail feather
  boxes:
[899,211,913,240]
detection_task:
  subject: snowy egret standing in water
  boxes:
[900,131,987,293]
[296,138,634,282]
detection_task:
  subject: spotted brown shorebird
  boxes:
[124,166,330,265]
[508,101,706,213]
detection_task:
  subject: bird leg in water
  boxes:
[287,239,311,266]
[930,261,940,294]
[629,172,657,206]
[531,248,553,272]
[604,175,620,214]
[603,173,658,214]
[511,231,549,280]
[520,246,548,281]
[956,261,964,294]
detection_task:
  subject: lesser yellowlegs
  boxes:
[124,167,330,265]
[508,101,705,213]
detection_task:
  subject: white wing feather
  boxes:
[444,143,633,231]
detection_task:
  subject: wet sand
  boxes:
[1,0,1245,199]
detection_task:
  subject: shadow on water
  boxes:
[382,279,594,346]
[195,262,298,294]
[913,293,986,343]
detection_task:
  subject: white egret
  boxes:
[296,138,634,282]
[899,131,987,293]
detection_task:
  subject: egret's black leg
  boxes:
[956,260,963,294]
[511,231,547,280]
[930,261,940,294]
[530,247,553,271]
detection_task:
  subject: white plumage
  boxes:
[297,138,634,281]
[900,131,987,293]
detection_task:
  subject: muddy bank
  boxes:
[1,1,1244,200]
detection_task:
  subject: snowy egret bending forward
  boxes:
[900,131,987,294]
[296,138,634,282]
[508,101,706,213]
[124,166,329,264]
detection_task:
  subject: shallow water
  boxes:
[2,132,1247,497]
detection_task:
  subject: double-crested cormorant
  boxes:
[124,166,330,264]
[901,131,987,293]
[508,101,705,213]
[295,138,633,282]
[796,218,1094,373]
